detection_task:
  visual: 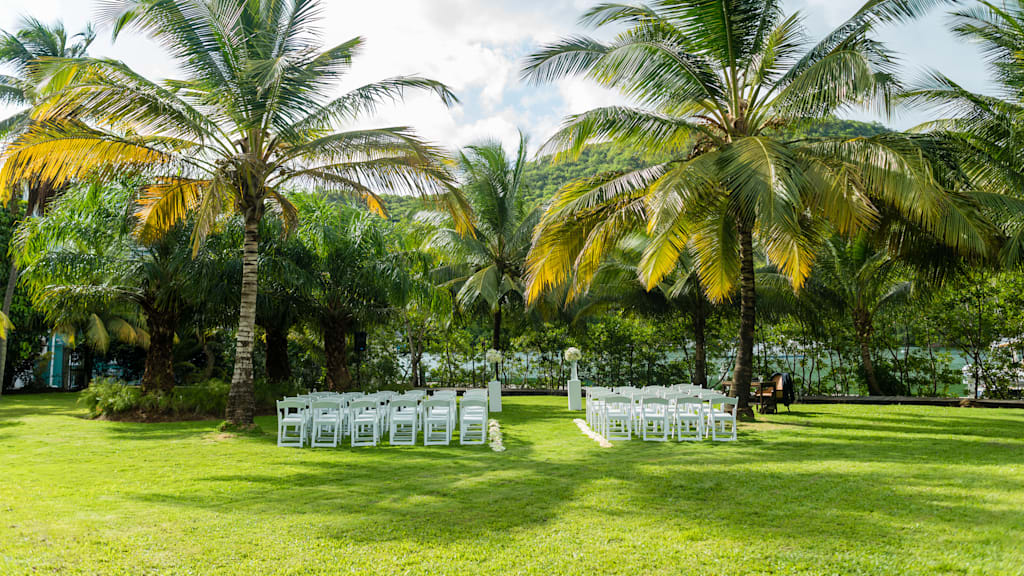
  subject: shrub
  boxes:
[80,377,230,419]
[255,378,307,411]
[80,377,142,417]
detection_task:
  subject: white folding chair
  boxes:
[459,398,488,445]
[640,397,671,441]
[423,399,453,446]
[388,398,419,446]
[463,389,487,401]
[672,396,705,441]
[276,399,307,448]
[585,387,611,429]
[645,385,668,398]
[310,398,343,448]
[602,395,633,441]
[708,397,738,441]
[349,399,380,447]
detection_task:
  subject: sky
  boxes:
[0,0,996,154]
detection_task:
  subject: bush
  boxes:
[80,377,142,417]
[80,377,229,419]
[255,378,307,411]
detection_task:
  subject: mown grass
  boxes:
[0,394,1022,575]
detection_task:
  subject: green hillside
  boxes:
[381,118,890,219]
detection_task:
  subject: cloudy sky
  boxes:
[0,0,995,153]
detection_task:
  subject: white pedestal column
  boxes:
[488,379,502,412]
[567,379,582,411]
[567,360,582,410]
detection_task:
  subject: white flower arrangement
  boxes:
[488,418,505,452]
[564,347,582,362]
[485,348,503,364]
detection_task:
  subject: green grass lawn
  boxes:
[1,394,1023,575]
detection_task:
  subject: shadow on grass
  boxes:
[122,401,1024,555]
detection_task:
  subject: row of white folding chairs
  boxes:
[277,390,488,448]
[585,388,737,441]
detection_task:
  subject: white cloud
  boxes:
[0,0,1000,147]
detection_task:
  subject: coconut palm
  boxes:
[425,134,543,351]
[0,0,465,426]
[799,234,912,395]
[579,235,715,387]
[14,182,226,393]
[903,0,1024,263]
[0,17,95,393]
[521,0,998,413]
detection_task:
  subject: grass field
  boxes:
[1,394,1022,575]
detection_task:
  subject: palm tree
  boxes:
[282,194,418,391]
[586,235,715,387]
[0,17,95,394]
[425,134,543,351]
[904,0,1024,262]
[0,0,465,426]
[521,0,997,414]
[800,234,912,395]
[14,182,221,393]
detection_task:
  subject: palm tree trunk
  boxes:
[323,317,353,391]
[693,298,708,388]
[492,302,502,351]
[731,225,755,417]
[854,312,882,396]
[265,325,291,384]
[0,261,18,397]
[142,312,176,394]
[226,218,259,427]
[405,316,422,388]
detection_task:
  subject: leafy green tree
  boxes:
[15,183,224,393]
[0,0,464,426]
[0,16,95,392]
[522,0,995,413]
[425,134,542,351]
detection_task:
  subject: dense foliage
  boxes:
[4,0,1024,421]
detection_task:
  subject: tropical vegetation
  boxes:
[1,0,1024,413]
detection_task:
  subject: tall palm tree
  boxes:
[904,0,1024,263]
[425,134,543,351]
[521,0,997,414]
[800,234,912,395]
[0,0,465,426]
[0,17,95,394]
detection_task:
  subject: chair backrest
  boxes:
[603,395,631,408]
[432,390,456,400]
[277,399,306,413]
[310,399,340,412]
[423,398,451,417]
[349,399,377,412]
[461,398,487,412]
[713,397,738,413]
[641,397,669,408]
[389,398,418,413]
[464,389,487,399]
[405,390,426,399]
